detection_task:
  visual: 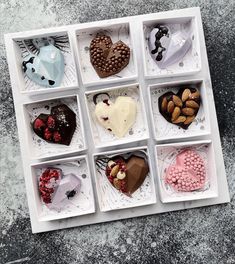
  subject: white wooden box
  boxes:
[4,7,229,233]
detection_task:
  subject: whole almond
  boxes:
[173,95,183,107]
[171,106,181,121]
[189,90,200,100]
[172,116,186,123]
[186,100,199,109]
[110,165,119,177]
[182,89,191,102]
[167,101,175,113]
[182,107,195,116]
[161,97,168,112]
[184,115,196,125]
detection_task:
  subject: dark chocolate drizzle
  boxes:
[93,93,110,105]
[151,25,169,61]
[22,56,35,72]
[66,189,77,199]
[48,80,55,85]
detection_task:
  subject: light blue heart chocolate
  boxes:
[22,44,64,88]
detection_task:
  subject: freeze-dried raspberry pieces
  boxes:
[39,168,61,204]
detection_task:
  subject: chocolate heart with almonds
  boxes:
[105,155,149,196]
[159,87,201,129]
[32,104,76,145]
[90,35,130,78]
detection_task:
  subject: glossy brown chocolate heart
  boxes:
[105,155,149,195]
[90,35,130,78]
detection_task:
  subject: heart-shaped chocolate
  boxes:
[105,155,149,196]
[159,87,201,129]
[149,25,192,68]
[48,173,82,210]
[22,44,64,87]
[94,96,137,138]
[39,168,82,210]
[90,35,130,78]
[32,104,76,145]
[165,149,206,192]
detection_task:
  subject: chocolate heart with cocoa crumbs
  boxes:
[165,149,206,192]
[90,35,130,78]
[159,87,201,129]
[32,104,76,145]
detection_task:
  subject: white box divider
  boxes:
[30,155,95,221]
[92,146,157,212]
[148,79,211,142]
[155,140,218,203]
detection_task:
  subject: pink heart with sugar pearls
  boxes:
[165,149,206,192]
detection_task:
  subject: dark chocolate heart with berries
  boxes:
[158,87,201,129]
[105,155,149,196]
[90,35,130,78]
[32,104,76,145]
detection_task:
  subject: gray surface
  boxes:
[0,1,234,263]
